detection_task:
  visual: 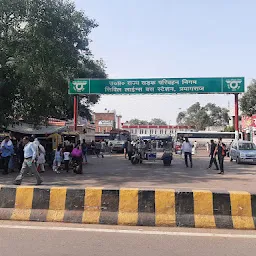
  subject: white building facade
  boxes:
[122,124,195,139]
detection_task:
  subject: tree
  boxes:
[224,126,235,132]
[204,103,230,126]
[129,118,167,125]
[176,112,186,125]
[0,0,106,126]
[185,102,202,128]
[176,102,230,130]
[129,119,148,125]
[149,118,167,125]
[240,79,256,116]
[53,58,107,121]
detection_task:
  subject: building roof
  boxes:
[122,125,194,129]
[7,123,67,135]
[48,118,66,126]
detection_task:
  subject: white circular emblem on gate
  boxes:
[73,81,88,92]
[226,80,242,91]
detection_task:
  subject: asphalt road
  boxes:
[1,221,256,256]
[0,151,256,191]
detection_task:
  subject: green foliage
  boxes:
[149,118,167,125]
[204,103,230,127]
[176,102,230,130]
[224,126,235,132]
[240,79,256,116]
[176,112,186,125]
[129,118,167,125]
[0,0,106,126]
[129,119,148,125]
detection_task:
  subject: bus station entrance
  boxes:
[69,76,245,138]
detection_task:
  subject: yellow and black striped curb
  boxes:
[0,186,255,229]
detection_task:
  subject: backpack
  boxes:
[72,148,82,158]
[222,148,227,157]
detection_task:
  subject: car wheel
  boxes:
[236,157,241,164]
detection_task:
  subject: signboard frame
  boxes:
[69,77,245,95]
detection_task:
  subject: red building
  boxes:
[93,112,116,134]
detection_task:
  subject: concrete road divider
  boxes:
[0,186,255,229]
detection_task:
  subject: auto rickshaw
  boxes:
[131,136,173,166]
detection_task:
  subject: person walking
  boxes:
[193,141,198,155]
[37,142,46,173]
[8,138,16,172]
[109,142,113,154]
[215,137,226,175]
[181,137,193,168]
[63,147,71,172]
[207,140,219,170]
[0,136,14,175]
[52,146,62,174]
[95,141,101,158]
[91,141,96,155]
[17,139,24,170]
[124,140,128,159]
[100,140,106,158]
[206,142,210,153]
[32,136,40,158]
[81,139,88,163]
[14,136,43,185]
[127,139,133,160]
[71,145,83,174]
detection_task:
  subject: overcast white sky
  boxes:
[75,0,255,124]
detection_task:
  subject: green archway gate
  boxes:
[69,77,245,138]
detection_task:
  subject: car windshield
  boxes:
[239,143,256,150]
[109,133,128,141]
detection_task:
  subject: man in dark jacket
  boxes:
[215,137,226,175]
[207,140,219,170]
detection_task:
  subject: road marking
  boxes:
[0,224,256,239]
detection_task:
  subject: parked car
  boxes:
[230,140,256,164]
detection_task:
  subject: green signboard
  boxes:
[69,77,244,95]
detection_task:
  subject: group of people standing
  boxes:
[207,138,226,174]
[181,137,226,174]
[53,139,91,174]
[52,139,106,174]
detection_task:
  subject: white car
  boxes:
[230,140,256,164]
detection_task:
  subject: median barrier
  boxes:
[0,186,255,229]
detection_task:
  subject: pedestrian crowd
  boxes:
[1,134,229,186]
[180,137,227,174]
[0,135,108,185]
